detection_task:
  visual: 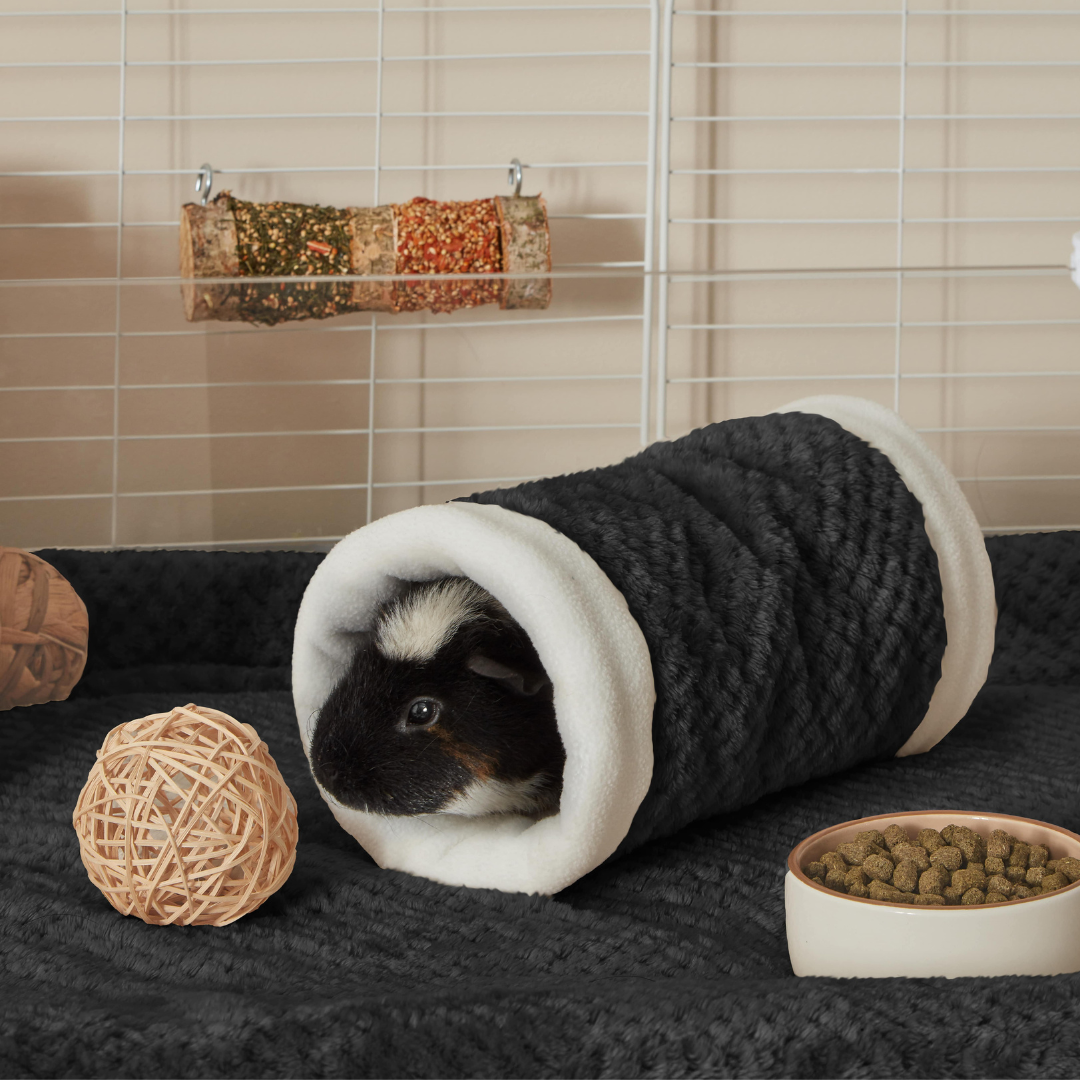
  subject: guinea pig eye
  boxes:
[405,698,440,727]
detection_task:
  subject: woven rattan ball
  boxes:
[0,546,88,712]
[72,703,298,927]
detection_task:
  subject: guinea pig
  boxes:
[308,576,565,819]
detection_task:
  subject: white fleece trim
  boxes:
[774,396,996,756]
[292,501,656,896]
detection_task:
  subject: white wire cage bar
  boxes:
[652,0,1080,538]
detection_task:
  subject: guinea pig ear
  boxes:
[467,653,550,697]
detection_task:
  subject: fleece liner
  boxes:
[1,531,1077,1078]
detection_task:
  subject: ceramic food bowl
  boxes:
[786,810,1080,979]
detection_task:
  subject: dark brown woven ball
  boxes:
[0,546,88,711]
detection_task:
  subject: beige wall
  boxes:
[2,0,1078,549]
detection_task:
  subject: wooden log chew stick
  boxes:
[179,194,240,322]
[179,193,551,324]
[497,195,552,310]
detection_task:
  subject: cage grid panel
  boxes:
[1,0,1078,547]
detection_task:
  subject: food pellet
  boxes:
[854,830,886,848]
[892,860,919,893]
[802,821,1078,907]
[948,826,987,865]
[952,866,987,892]
[822,852,847,874]
[892,843,931,872]
[869,880,913,904]
[825,868,848,890]
[883,825,909,851]
[845,867,869,888]
[930,846,963,873]
[862,854,895,882]
[837,842,874,865]
[917,828,946,853]
[919,866,949,895]
[1056,858,1080,882]
[1009,842,1030,869]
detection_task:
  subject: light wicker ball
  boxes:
[72,703,299,927]
[0,546,88,712]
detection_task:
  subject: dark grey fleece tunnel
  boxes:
[294,396,996,894]
[464,408,947,856]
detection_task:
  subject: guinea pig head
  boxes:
[309,577,564,818]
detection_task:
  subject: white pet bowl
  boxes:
[786,810,1080,979]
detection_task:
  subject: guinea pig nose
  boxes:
[314,761,340,784]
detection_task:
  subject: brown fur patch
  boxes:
[429,725,495,781]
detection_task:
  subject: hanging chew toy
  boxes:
[180,186,551,325]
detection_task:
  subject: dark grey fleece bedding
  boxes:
[1,532,1077,1080]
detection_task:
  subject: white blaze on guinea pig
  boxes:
[375,577,490,662]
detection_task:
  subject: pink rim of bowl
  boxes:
[784,810,1080,979]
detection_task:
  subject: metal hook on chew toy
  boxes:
[508,157,524,198]
[195,163,214,207]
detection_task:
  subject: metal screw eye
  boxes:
[195,163,214,206]
[507,157,524,198]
